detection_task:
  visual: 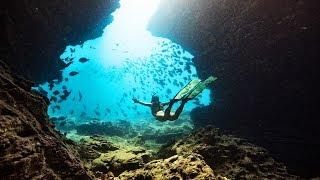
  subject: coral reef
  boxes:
[157,126,297,179]
[0,61,91,179]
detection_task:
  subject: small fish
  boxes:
[79,58,90,63]
[69,71,79,76]
[53,90,60,95]
[183,57,190,61]
[60,90,71,100]
[79,91,83,101]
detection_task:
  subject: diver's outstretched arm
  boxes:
[161,101,170,106]
[132,98,152,107]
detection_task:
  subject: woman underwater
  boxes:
[132,76,217,121]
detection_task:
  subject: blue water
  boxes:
[34,0,212,123]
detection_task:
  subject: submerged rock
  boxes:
[157,126,298,179]
[91,148,152,176]
[78,136,119,161]
[117,153,224,180]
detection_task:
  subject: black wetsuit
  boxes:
[151,102,163,116]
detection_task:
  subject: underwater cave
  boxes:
[34,0,211,123]
[1,0,320,179]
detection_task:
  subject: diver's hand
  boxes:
[132,98,139,103]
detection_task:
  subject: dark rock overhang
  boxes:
[148,0,320,177]
[1,0,120,84]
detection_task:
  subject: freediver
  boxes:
[132,95,188,121]
[132,76,217,121]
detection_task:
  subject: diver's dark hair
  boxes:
[151,93,159,102]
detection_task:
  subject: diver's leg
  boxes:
[164,100,175,116]
[164,98,180,117]
[171,99,188,120]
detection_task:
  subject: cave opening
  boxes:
[32,0,212,137]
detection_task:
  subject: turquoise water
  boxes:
[34,0,212,123]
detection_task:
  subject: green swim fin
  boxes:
[173,79,201,100]
[185,76,217,99]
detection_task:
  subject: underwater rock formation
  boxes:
[149,0,320,176]
[1,0,120,83]
[0,61,91,179]
[78,136,119,162]
[157,126,297,179]
[91,148,152,176]
[63,124,297,179]
[71,134,155,178]
[117,153,223,180]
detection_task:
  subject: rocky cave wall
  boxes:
[0,0,119,179]
[1,0,119,83]
[148,0,320,177]
[0,60,92,179]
